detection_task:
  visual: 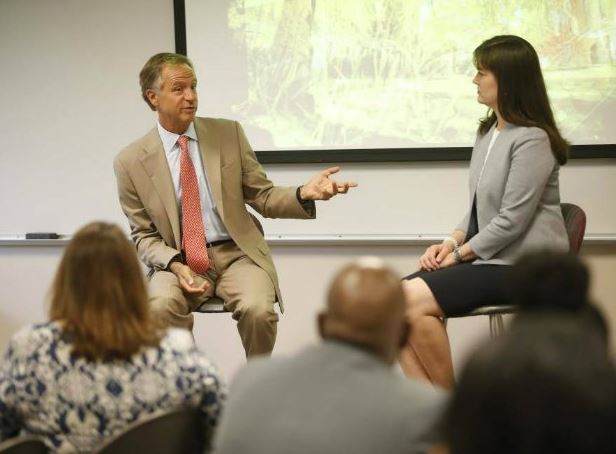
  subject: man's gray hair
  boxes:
[139,53,194,110]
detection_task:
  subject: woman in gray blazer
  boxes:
[400,35,570,389]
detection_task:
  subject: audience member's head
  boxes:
[49,221,161,360]
[511,250,590,311]
[510,251,610,344]
[318,257,407,364]
[441,312,616,454]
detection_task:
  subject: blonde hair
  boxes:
[49,222,161,360]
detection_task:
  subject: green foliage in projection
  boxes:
[228,0,616,148]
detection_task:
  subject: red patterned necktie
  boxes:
[178,135,209,274]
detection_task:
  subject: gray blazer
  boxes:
[212,341,445,454]
[457,123,569,265]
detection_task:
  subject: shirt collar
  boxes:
[157,122,198,155]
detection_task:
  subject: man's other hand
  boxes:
[169,262,210,295]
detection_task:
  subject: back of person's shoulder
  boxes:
[230,354,294,392]
[6,322,57,353]
[393,375,447,413]
[158,329,221,377]
[161,327,195,352]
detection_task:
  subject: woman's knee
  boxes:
[402,278,443,319]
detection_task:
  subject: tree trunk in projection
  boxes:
[271,0,314,115]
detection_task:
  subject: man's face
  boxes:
[147,64,198,134]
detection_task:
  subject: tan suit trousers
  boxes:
[149,241,278,357]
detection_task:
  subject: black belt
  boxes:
[206,239,234,248]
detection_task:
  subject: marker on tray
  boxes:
[25,233,60,239]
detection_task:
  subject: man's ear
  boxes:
[145,89,159,109]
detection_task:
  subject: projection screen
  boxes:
[183,0,616,161]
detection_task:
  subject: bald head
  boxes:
[319,258,407,364]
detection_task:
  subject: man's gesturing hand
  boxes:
[300,166,358,201]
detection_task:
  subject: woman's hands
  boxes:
[418,241,460,271]
[419,239,478,271]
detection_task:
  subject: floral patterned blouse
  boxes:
[0,322,225,452]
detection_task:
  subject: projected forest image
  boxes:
[226,0,616,149]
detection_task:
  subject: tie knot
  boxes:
[177,135,190,152]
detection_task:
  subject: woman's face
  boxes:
[473,67,498,110]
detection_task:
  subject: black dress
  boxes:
[404,264,513,317]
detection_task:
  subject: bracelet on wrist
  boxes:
[443,236,459,249]
[453,247,463,263]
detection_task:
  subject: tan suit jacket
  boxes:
[114,117,315,311]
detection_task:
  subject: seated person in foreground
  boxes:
[434,312,616,454]
[510,250,610,341]
[212,258,446,454]
[0,222,225,452]
[512,250,593,309]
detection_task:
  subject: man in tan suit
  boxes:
[114,53,356,357]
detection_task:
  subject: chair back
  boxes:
[446,203,588,337]
[94,408,204,454]
[250,212,265,235]
[0,437,48,454]
[561,203,586,254]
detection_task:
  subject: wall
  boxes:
[1,242,615,383]
[0,0,174,234]
[1,0,615,384]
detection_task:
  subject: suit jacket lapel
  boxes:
[195,118,225,218]
[469,126,493,192]
[139,128,182,248]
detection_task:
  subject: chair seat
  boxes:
[195,296,227,313]
[448,304,518,318]
[445,305,518,338]
[444,202,585,338]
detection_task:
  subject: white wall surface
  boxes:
[0,0,174,234]
[1,243,615,384]
[1,0,615,386]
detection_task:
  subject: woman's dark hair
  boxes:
[510,250,610,346]
[474,35,569,165]
[442,313,616,454]
[511,251,589,311]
